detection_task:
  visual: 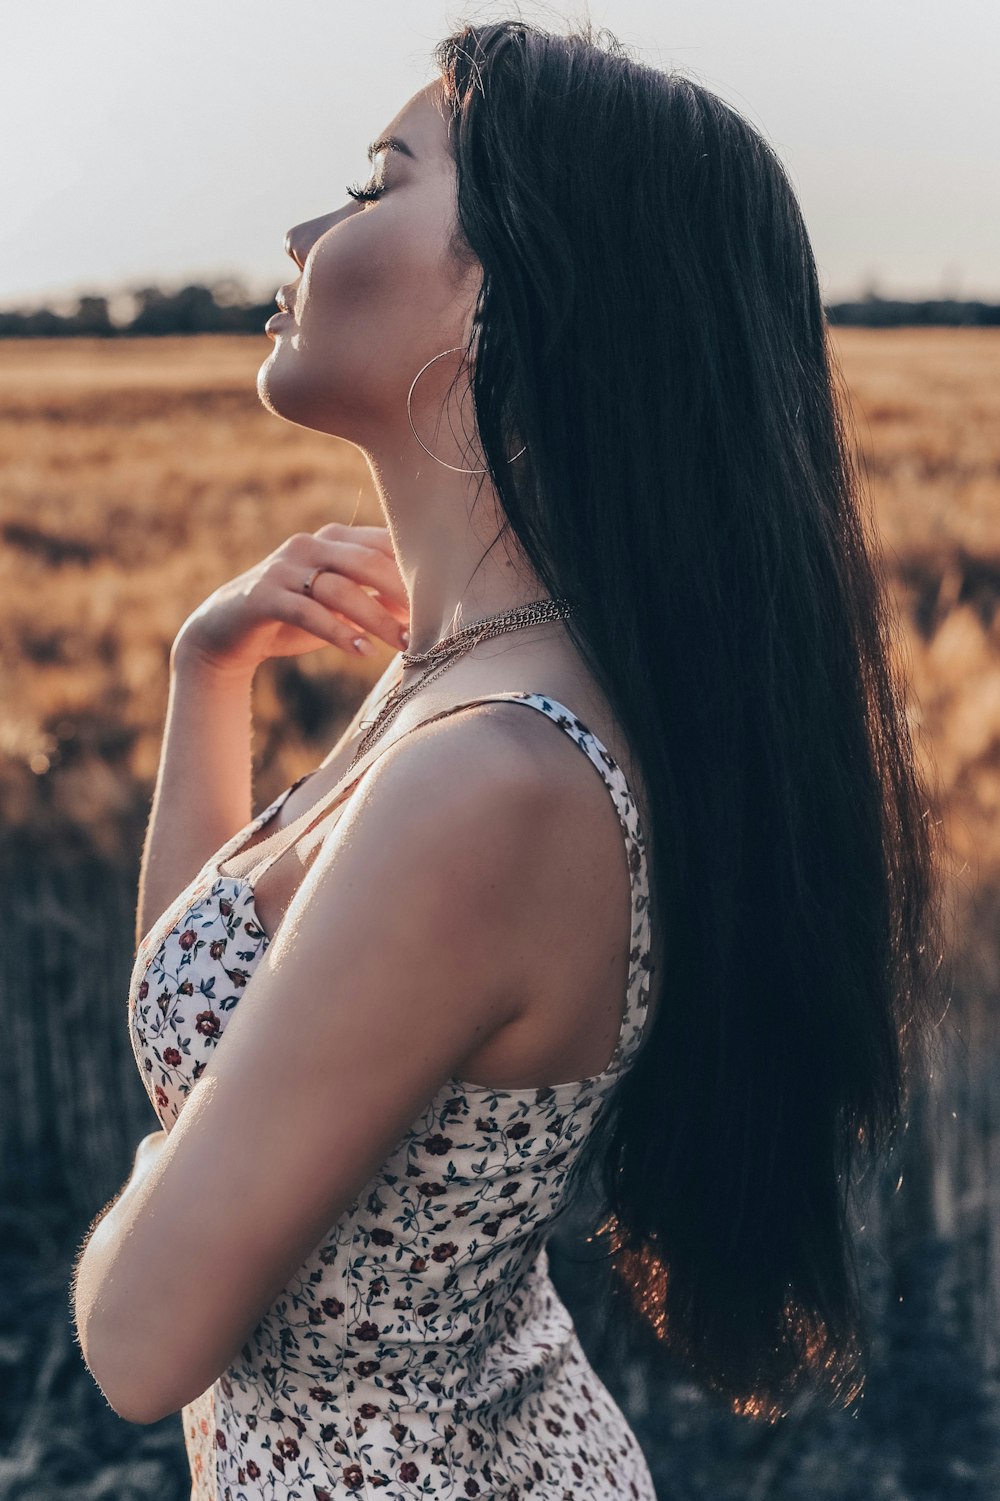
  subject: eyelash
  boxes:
[345,178,385,204]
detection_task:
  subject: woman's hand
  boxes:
[171,522,410,681]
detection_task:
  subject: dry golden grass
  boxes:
[828,330,1000,884]
[1,330,998,879]
[0,336,383,853]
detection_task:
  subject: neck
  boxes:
[363,435,552,660]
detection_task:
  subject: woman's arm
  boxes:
[71,1128,170,1421]
[135,640,255,950]
[134,522,411,949]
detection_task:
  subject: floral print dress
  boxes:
[128,692,657,1501]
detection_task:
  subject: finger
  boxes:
[323,543,409,612]
[314,521,395,556]
[366,590,411,627]
[286,530,405,608]
[283,526,390,564]
[280,532,408,635]
[282,561,408,648]
[277,588,386,656]
[306,537,409,619]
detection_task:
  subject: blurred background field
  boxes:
[2,329,1000,1498]
[3,330,1000,873]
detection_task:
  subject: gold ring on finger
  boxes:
[302,566,326,595]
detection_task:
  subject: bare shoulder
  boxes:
[331,687,639,953]
[354,691,648,1089]
[347,697,562,835]
[348,691,635,973]
[311,699,574,960]
[358,693,605,833]
[332,694,617,971]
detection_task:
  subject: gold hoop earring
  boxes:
[406,346,527,474]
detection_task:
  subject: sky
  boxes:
[2,0,997,314]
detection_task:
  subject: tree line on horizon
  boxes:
[1,280,999,335]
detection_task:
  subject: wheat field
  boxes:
[1,330,998,878]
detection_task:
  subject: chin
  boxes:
[256,342,310,427]
[255,349,357,442]
[255,350,286,422]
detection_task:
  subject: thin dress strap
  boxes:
[223,690,655,1073]
[469,692,654,1073]
[219,696,510,888]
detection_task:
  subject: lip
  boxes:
[265,310,295,335]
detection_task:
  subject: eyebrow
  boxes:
[367,134,417,163]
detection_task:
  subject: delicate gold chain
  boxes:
[347,597,576,771]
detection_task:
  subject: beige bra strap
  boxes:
[222,696,502,888]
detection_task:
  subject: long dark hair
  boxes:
[431,18,949,1421]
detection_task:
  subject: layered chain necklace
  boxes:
[347,596,577,771]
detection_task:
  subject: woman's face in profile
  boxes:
[257,80,481,448]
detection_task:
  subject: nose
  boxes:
[284,226,306,271]
[284,204,357,271]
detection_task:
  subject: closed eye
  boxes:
[346,178,385,204]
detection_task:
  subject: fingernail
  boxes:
[353,636,376,656]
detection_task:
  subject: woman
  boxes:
[72,17,946,1499]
